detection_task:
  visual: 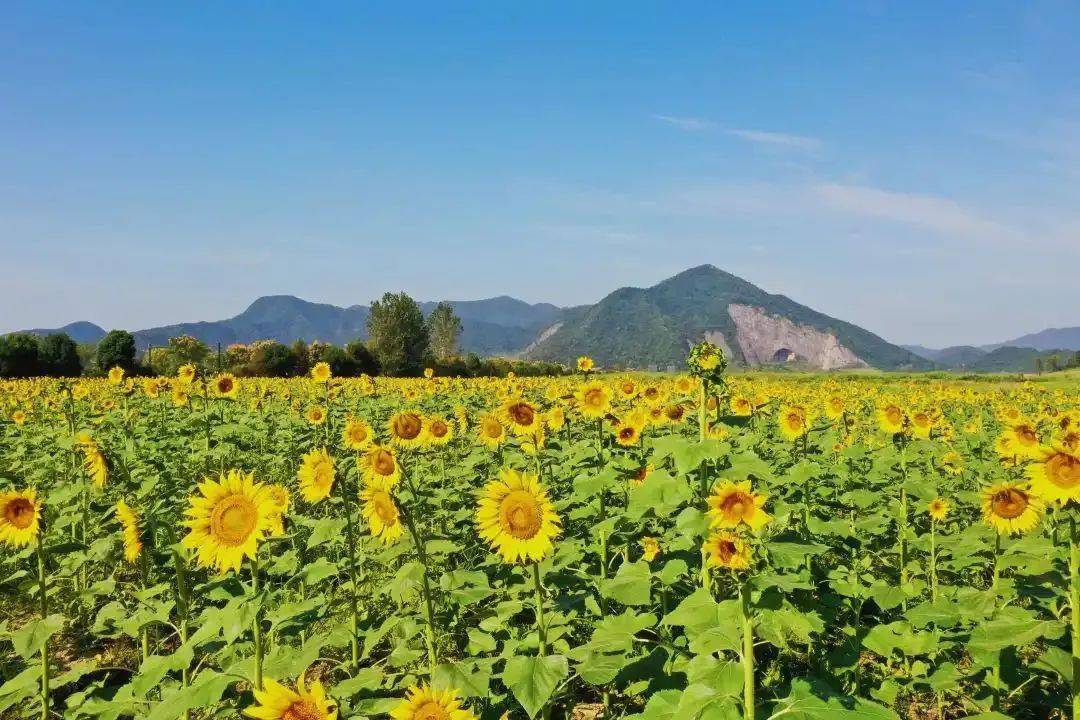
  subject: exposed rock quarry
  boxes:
[727,304,868,370]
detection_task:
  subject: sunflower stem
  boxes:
[739,575,755,720]
[929,519,938,603]
[1070,514,1080,719]
[403,501,438,674]
[36,531,50,720]
[250,552,263,691]
[698,380,707,441]
[533,562,547,656]
[341,453,363,671]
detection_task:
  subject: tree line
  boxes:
[0,293,567,379]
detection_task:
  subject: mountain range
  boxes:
[15,265,1075,371]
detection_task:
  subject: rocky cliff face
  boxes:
[727,304,868,370]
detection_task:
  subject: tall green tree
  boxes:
[39,333,82,377]
[426,302,463,362]
[95,330,137,373]
[367,292,429,376]
[0,333,41,377]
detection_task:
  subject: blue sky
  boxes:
[2,1,1077,347]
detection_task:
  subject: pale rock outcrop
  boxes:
[727,304,867,370]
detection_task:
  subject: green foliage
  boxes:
[367,292,429,376]
[0,333,42,378]
[94,329,137,373]
[426,301,463,362]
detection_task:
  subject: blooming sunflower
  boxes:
[77,434,109,489]
[342,418,373,450]
[177,364,197,384]
[576,356,595,373]
[981,482,1043,535]
[265,484,290,537]
[910,410,935,439]
[824,396,846,420]
[1027,447,1080,505]
[730,396,753,417]
[614,421,640,447]
[1003,424,1041,460]
[642,536,661,562]
[115,501,143,562]
[927,498,950,521]
[390,684,476,720]
[244,671,337,720]
[663,403,688,424]
[388,411,425,448]
[500,398,542,436]
[476,413,506,448]
[575,382,611,420]
[939,450,964,476]
[182,470,278,572]
[423,367,435,379]
[108,366,125,385]
[361,445,402,486]
[778,405,813,441]
[616,377,638,400]
[475,468,561,563]
[707,480,771,531]
[297,448,336,503]
[361,478,405,545]
[877,404,906,434]
[306,406,327,426]
[0,489,41,548]
[704,530,751,570]
[311,362,332,383]
[424,415,454,447]
[629,464,653,487]
[212,373,240,399]
[545,406,566,432]
[11,409,27,425]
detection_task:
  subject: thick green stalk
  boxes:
[929,519,938,603]
[250,552,263,690]
[1070,515,1080,719]
[698,381,707,441]
[533,562,547,656]
[341,454,363,670]
[739,577,755,720]
[402,503,438,673]
[36,532,49,720]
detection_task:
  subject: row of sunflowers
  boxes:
[2,347,1080,719]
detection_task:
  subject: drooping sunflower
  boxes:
[1027,447,1080,505]
[265,484,290,537]
[360,478,405,545]
[182,470,278,572]
[311,362,332,383]
[342,418,373,451]
[877,404,906,434]
[77,433,109,489]
[778,405,813,441]
[981,482,1044,535]
[642,536,661,562]
[388,411,425,448]
[297,448,336,503]
[704,530,751,570]
[575,382,611,420]
[390,684,476,720]
[499,398,542,436]
[927,498,950,522]
[115,501,143,562]
[475,468,561,563]
[424,415,454,447]
[361,445,402,486]
[707,480,771,532]
[0,489,41,548]
[476,413,506,448]
[629,464,654,487]
[212,373,240,399]
[244,671,337,720]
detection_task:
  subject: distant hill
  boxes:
[525,265,931,370]
[126,295,562,356]
[970,346,1075,373]
[987,326,1080,352]
[20,321,106,344]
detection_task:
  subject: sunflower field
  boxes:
[3,346,1080,720]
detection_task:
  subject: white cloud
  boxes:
[727,129,823,153]
[813,182,1020,243]
[651,114,715,131]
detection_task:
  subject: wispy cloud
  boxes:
[727,128,823,153]
[651,114,715,131]
[813,182,1019,242]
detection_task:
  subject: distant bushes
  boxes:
[0,332,83,377]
